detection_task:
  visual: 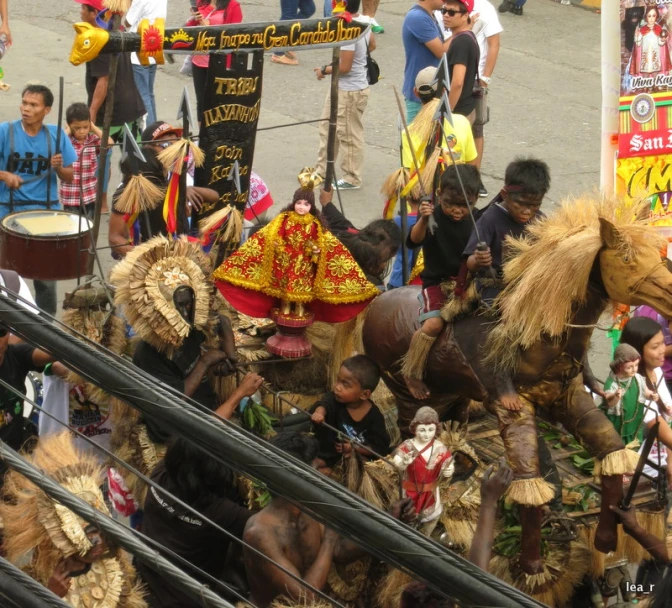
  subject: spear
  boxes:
[176,87,195,235]
[392,85,437,234]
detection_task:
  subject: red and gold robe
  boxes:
[213,211,379,323]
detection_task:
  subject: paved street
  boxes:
[3,0,611,368]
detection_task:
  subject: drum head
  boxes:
[2,210,92,238]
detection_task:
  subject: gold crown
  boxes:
[297,167,323,190]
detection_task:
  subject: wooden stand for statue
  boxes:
[266,309,314,358]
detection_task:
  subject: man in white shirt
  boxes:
[124,0,168,127]
[437,0,501,194]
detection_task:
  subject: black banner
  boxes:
[194,51,263,218]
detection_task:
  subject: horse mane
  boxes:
[486,195,662,373]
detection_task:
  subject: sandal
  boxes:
[271,54,299,66]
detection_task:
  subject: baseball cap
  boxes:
[454,0,475,12]
[142,121,183,142]
[74,0,107,12]
[415,67,438,94]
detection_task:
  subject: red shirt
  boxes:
[59,133,100,208]
[188,1,243,69]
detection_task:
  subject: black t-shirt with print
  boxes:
[0,343,43,450]
[138,461,252,608]
[309,391,391,467]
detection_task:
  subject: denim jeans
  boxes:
[274,0,316,55]
[132,64,157,126]
[324,0,332,16]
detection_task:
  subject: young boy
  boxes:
[59,102,112,217]
[402,164,486,400]
[464,157,550,305]
[464,157,550,410]
[310,355,390,472]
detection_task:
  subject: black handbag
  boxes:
[365,38,379,85]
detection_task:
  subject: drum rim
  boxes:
[1,209,93,237]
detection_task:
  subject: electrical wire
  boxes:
[0,441,236,608]
[0,557,71,608]
[0,376,348,608]
[0,288,547,608]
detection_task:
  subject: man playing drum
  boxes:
[0,84,76,316]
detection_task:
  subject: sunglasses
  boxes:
[441,7,466,15]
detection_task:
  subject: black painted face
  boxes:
[173,286,196,327]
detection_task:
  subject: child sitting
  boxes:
[464,157,550,411]
[401,164,485,400]
[310,355,390,473]
[59,102,112,217]
[464,157,551,306]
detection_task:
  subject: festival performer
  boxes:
[310,355,390,473]
[0,432,147,607]
[630,4,671,79]
[400,164,483,400]
[109,120,218,258]
[465,157,549,307]
[392,407,454,535]
[243,431,416,608]
[110,235,250,513]
[213,169,380,322]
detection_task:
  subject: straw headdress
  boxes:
[110,235,214,355]
[0,432,147,608]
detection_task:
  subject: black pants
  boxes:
[34,279,56,317]
[192,64,208,124]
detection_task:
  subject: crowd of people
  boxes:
[0,1,672,608]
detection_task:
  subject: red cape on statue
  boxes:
[213,211,379,323]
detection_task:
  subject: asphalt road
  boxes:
[2,0,611,368]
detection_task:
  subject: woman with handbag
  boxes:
[187,0,243,125]
[314,0,376,190]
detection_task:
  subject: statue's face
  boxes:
[415,423,436,443]
[295,199,312,216]
[619,360,639,379]
[646,8,657,26]
[173,286,195,326]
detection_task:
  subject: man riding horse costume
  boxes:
[363,196,672,577]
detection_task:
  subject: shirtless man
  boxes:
[243,432,415,607]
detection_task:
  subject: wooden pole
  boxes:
[87,14,121,275]
[324,48,345,216]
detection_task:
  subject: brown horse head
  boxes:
[598,217,672,317]
[486,196,672,372]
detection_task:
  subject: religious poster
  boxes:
[194,51,263,220]
[616,0,672,249]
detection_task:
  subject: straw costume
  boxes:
[0,432,147,608]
